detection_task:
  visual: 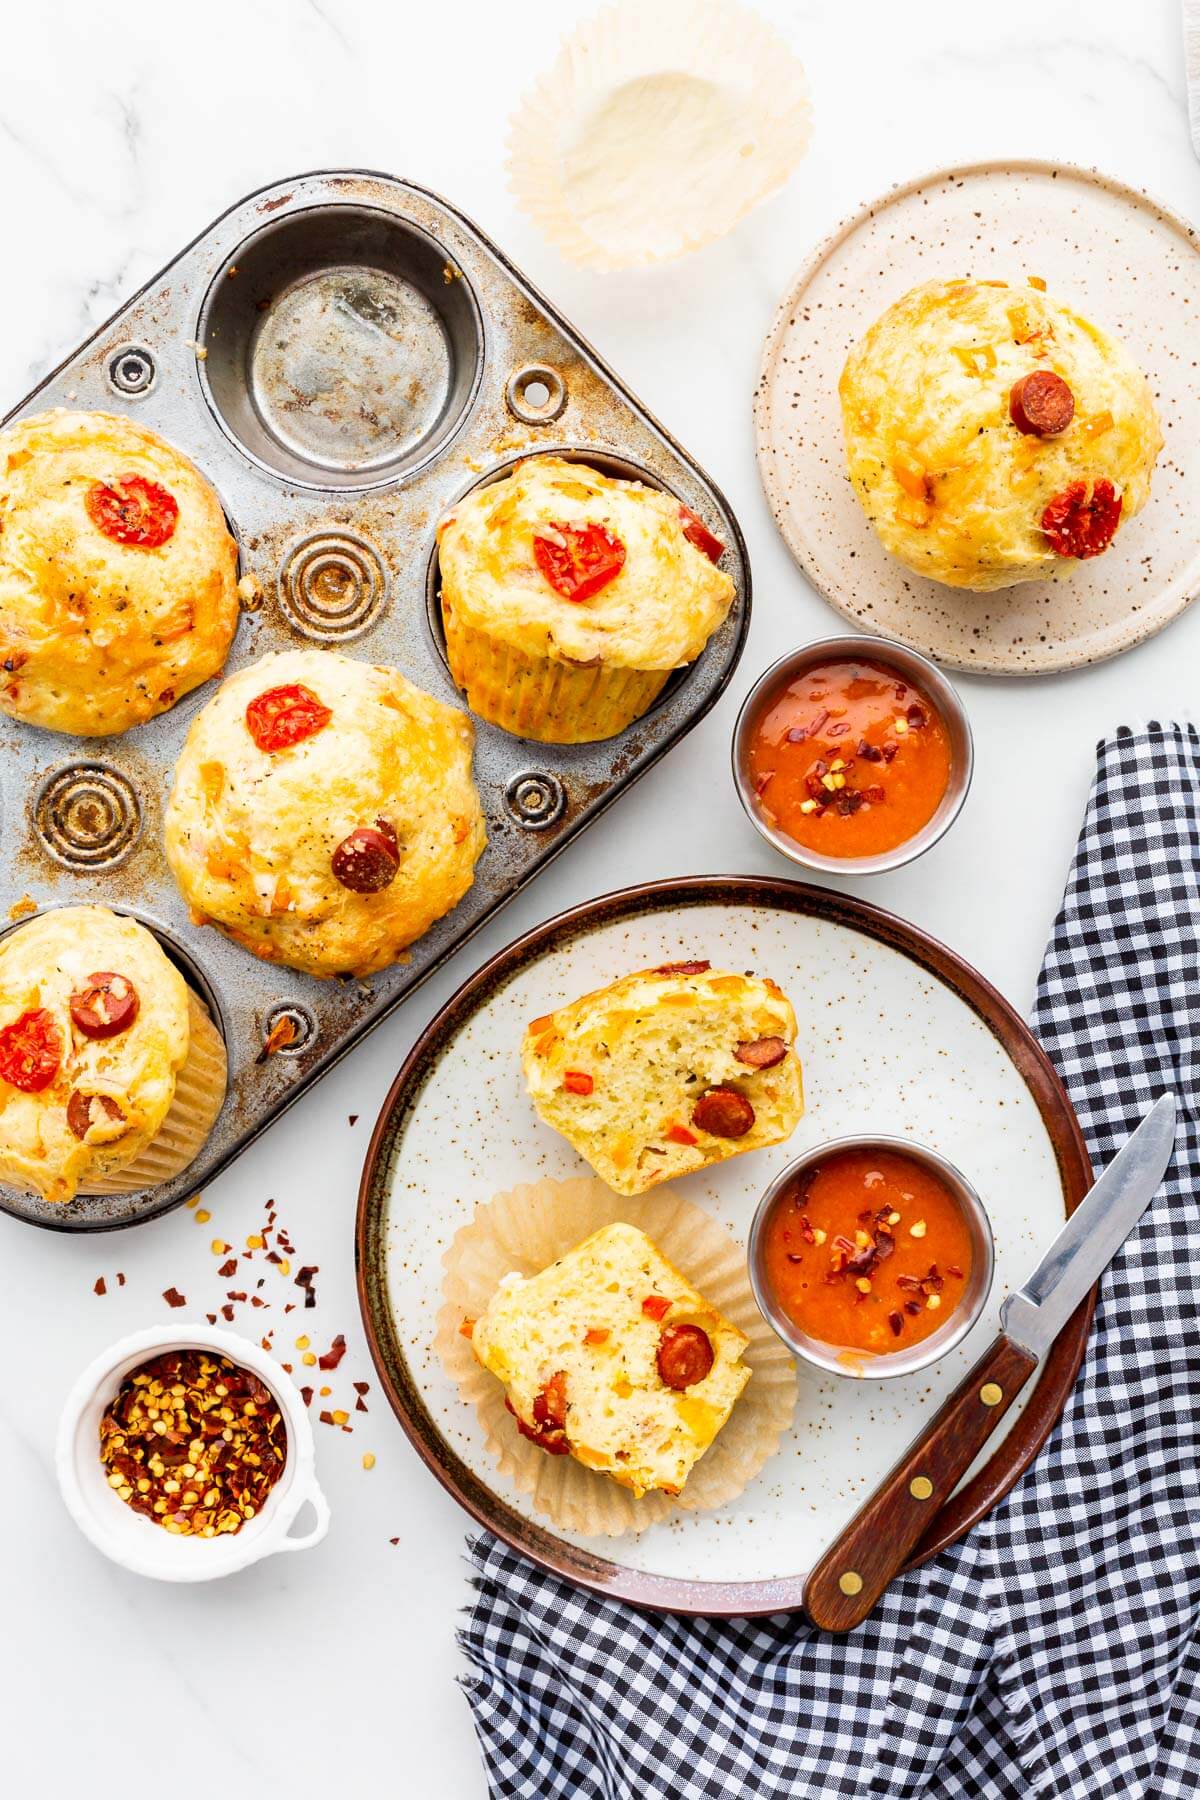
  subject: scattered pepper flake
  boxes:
[362,1453,376,1470]
[116,1272,126,1287]
[300,1386,314,1407]
[195,1208,211,1224]
[211,1239,229,1255]
[94,1276,107,1297]
[162,1287,186,1309]
[318,1333,347,1372]
[218,1257,238,1278]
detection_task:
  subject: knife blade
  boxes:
[803,1093,1177,1631]
[1002,1091,1176,1357]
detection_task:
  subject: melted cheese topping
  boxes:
[0,409,240,733]
[164,649,486,978]
[0,907,191,1202]
[437,456,734,670]
[839,280,1162,590]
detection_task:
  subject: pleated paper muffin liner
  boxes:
[436,1176,797,1537]
[443,616,669,743]
[507,0,812,271]
[86,992,228,1194]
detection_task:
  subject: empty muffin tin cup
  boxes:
[731,635,974,876]
[747,1136,995,1381]
[197,204,484,490]
[56,1325,330,1580]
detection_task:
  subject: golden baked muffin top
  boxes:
[0,906,191,1203]
[0,409,240,734]
[469,1222,750,1498]
[437,455,734,668]
[164,649,486,979]
[839,280,1162,591]
[522,961,804,1196]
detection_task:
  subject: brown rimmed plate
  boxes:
[356,877,1091,1615]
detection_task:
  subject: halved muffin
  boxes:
[437,455,734,742]
[164,649,486,979]
[468,1221,750,1497]
[0,409,240,734]
[521,961,803,1195]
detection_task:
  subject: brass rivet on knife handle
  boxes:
[802,1333,1040,1633]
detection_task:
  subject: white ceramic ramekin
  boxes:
[56,1323,330,1581]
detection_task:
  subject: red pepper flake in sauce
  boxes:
[744,660,952,859]
[760,1148,974,1357]
[98,1348,286,1536]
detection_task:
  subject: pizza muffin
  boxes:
[165,649,486,979]
[436,455,734,742]
[522,961,803,1195]
[467,1222,750,1497]
[839,280,1162,591]
[0,906,227,1204]
[0,409,240,734]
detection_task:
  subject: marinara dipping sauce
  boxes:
[746,658,952,858]
[760,1148,974,1358]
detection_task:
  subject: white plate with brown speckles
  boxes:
[755,160,1200,676]
[357,878,1091,1615]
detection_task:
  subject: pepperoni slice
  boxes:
[331,820,400,893]
[505,1396,570,1454]
[245,683,332,752]
[656,1324,715,1391]
[85,475,178,548]
[533,1371,569,1430]
[734,1036,788,1070]
[67,1090,126,1141]
[678,504,725,563]
[533,521,626,602]
[1041,479,1123,559]
[0,1008,63,1092]
[1009,371,1075,437]
[563,1070,594,1096]
[692,1087,755,1138]
[652,960,711,977]
[69,972,139,1040]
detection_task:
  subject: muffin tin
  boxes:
[0,169,750,1233]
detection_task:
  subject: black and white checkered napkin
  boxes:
[458,723,1200,1799]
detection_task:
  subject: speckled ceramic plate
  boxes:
[357,878,1091,1614]
[755,160,1200,675]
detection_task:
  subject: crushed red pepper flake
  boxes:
[162,1287,187,1309]
[353,1380,370,1396]
[300,1386,314,1407]
[349,1114,358,1126]
[94,1276,107,1297]
[318,1333,347,1371]
[218,1257,238,1278]
[99,1348,286,1538]
[116,1272,125,1287]
[356,1396,368,1413]
[220,1303,235,1323]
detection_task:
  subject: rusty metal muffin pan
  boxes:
[0,169,750,1233]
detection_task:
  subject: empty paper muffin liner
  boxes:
[442,616,670,744]
[86,993,228,1194]
[436,1175,798,1536]
[507,0,812,271]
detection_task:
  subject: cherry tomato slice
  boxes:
[1041,479,1123,559]
[85,475,179,548]
[331,821,400,894]
[245,683,333,752]
[533,521,626,602]
[678,503,725,562]
[0,1008,63,1092]
[69,972,139,1040]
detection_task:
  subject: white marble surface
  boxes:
[0,3,1197,1795]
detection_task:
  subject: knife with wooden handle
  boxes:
[803,1093,1177,1632]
